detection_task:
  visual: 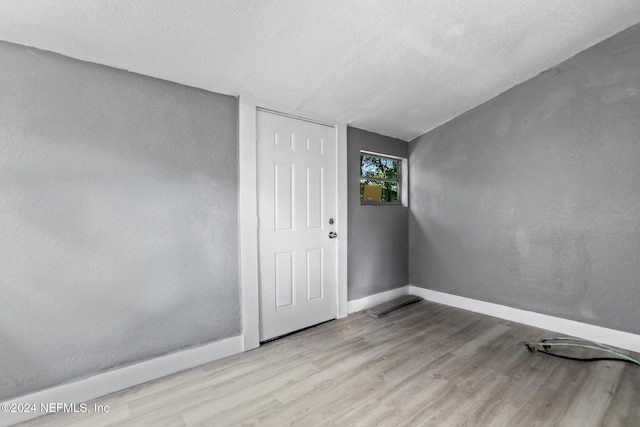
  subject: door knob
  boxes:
[329,231,338,239]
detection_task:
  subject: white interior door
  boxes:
[257,110,337,341]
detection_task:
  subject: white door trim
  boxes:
[335,123,348,319]
[238,100,260,351]
[238,98,348,350]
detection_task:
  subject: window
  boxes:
[360,151,405,205]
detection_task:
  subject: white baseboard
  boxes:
[409,286,640,354]
[347,286,409,314]
[0,335,243,426]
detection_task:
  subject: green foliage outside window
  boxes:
[360,154,400,203]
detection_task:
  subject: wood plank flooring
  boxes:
[20,300,640,426]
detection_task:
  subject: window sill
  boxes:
[360,202,407,208]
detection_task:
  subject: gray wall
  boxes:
[348,127,408,300]
[409,23,640,334]
[0,42,240,400]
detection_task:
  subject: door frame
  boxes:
[238,98,348,351]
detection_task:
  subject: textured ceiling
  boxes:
[2,1,640,140]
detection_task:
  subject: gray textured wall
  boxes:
[409,24,640,334]
[0,42,240,401]
[348,127,408,300]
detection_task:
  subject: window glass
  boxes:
[360,154,400,203]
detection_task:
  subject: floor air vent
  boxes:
[366,295,422,318]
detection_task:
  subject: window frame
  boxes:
[359,150,406,206]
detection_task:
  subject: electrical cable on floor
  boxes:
[522,336,640,366]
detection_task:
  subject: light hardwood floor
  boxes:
[20,300,640,426]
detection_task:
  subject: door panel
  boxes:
[257,111,336,341]
[306,167,322,229]
[274,163,294,230]
[306,248,323,301]
[275,251,294,309]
